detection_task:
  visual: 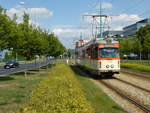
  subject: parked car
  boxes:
[4,60,19,69]
[128,53,138,59]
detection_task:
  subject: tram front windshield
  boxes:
[99,48,119,58]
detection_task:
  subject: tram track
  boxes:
[113,77,150,93]
[101,76,150,112]
[74,66,150,112]
[121,68,150,80]
[99,80,150,113]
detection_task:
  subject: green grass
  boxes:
[71,66,126,113]
[0,65,51,113]
[121,63,150,73]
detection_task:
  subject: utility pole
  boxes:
[100,1,103,38]
[82,1,107,38]
[82,14,107,38]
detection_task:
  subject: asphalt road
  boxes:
[0,60,53,76]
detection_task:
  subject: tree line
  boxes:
[120,24,150,60]
[0,6,65,61]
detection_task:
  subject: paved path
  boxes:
[0,60,52,76]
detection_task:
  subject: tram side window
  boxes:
[82,50,85,58]
[86,48,90,58]
[92,46,98,58]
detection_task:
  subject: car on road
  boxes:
[4,60,19,69]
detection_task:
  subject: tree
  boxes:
[132,36,143,60]
[0,7,11,50]
[136,24,150,59]
[17,13,36,60]
[4,52,9,61]
[46,34,65,58]
[144,34,150,59]
[0,5,66,72]
[119,37,133,56]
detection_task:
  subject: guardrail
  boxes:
[0,59,54,76]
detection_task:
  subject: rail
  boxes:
[114,77,150,93]
[100,80,150,113]
[121,68,150,79]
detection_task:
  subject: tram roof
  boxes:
[83,38,119,48]
[76,38,119,50]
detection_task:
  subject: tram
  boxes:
[75,38,120,76]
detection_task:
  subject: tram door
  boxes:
[91,45,98,70]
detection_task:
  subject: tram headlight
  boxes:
[106,65,109,68]
[111,64,114,68]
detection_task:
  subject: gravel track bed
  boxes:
[104,78,150,108]
[91,79,145,113]
[115,73,150,92]
[121,68,150,79]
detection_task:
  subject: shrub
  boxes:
[17,64,94,113]
[121,63,150,73]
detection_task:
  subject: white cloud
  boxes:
[19,2,25,5]
[51,25,75,29]
[7,8,24,18]
[114,26,123,31]
[7,7,53,19]
[107,14,142,30]
[27,8,53,18]
[109,14,141,23]
[81,13,142,31]
[52,26,92,48]
[7,7,52,28]
[96,2,113,9]
[53,28,91,39]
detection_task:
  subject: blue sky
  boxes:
[0,0,150,49]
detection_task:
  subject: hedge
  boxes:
[121,63,150,73]
[17,64,94,113]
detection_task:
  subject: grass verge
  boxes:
[0,65,51,113]
[18,64,94,113]
[121,63,150,73]
[71,66,126,113]
[121,60,150,66]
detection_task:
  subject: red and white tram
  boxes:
[75,38,120,77]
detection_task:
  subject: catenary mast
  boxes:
[100,1,103,38]
[82,0,106,38]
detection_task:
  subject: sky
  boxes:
[0,0,150,49]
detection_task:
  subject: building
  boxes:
[123,18,150,38]
[96,30,123,39]
[103,30,123,38]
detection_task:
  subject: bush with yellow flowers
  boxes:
[17,64,94,113]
